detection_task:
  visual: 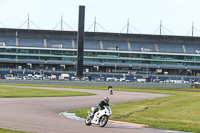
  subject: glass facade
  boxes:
[0,47,200,66]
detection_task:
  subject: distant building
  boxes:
[0,28,200,76]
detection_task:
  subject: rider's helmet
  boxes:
[104,97,109,104]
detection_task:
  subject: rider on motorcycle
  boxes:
[108,85,113,91]
[90,97,109,118]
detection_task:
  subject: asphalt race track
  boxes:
[0,85,171,133]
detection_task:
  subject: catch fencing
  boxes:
[0,80,192,88]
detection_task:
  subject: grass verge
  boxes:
[66,87,200,133]
[0,86,94,97]
[0,85,94,133]
[0,128,33,133]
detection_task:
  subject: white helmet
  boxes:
[104,97,109,104]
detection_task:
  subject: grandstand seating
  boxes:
[115,63,130,67]
[103,62,117,67]
[184,44,200,54]
[102,40,128,51]
[187,65,200,70]
[0,58,16,62]
[46,38,72,49]
[117,41,129,51]
[1,35,197,55]
[132,63,158,68]
[101,63,158,68]
[83,61,102,66]
[84,40,101,50]
[18,37,44,47]
[46,60,73,65]
[102,62,130,67]
[159,64,186,69]
[146,64,158,68]
[103,62,131,67]
[0,36,16,46]
[157,43,184,53]
[18,59,44,64]
[130,42,156,52]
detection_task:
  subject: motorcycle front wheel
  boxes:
[99,115,108,127]
[85,117,92,126]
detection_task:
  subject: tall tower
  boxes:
[76,6,85,79]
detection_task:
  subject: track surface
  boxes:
[0,85,171,133]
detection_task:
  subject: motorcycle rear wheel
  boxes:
[110,91,113,95]
[99,115,108,127]
[85,117,92,126]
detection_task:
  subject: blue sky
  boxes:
[0,0,200,36]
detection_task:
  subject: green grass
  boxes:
[110,93,200,132]
[1,83,200,92]
[1,84,200,132]
[0,85,94,133]
[67,87,200,133]
[0,84,108,90]
[0,86,94,98]
[0,128,33,133]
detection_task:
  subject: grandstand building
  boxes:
[0,28,200,77]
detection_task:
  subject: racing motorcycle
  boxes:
[109,87,113,95]
[85,106,112,127]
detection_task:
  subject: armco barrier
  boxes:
[0,80,192,88]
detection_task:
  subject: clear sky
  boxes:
[0,0,200,36]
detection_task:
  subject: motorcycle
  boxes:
[85,106,112,127]
[109,88,113,95]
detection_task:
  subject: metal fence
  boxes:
[0,80,192,88]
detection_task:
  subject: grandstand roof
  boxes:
[0,28,200,44]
